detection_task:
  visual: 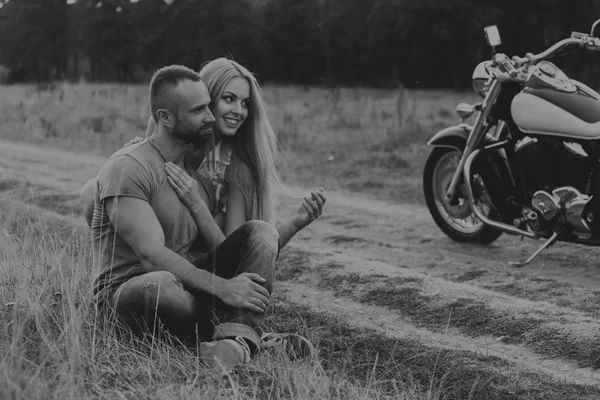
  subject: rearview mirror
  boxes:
[485,25,502,48]
[592,18,600,37]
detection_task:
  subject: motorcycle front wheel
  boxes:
[423,147,503,244]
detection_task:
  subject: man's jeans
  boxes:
[108,220,278,351]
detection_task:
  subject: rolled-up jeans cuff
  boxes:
[212,322,261,351]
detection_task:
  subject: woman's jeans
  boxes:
[108,220,279,351]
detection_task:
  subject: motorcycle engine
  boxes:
[531,187,591,237]
[514,137,593,236]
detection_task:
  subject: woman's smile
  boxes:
[213,76,250,137]
[223,116,240,127]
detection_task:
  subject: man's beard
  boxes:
[172,120,212,146]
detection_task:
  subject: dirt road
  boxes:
[1,138,599,388]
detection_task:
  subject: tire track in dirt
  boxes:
[275,244,600,372]
[276,282,600,387]
[1,139,599,388]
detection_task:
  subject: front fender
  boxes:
[426,124,472,149]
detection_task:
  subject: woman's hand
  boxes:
[123,136,144,148]
[292,188,327,230]
[165,162,206,210]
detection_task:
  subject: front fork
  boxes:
[445,79,503,203]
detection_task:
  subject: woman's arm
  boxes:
[276,188,326,250]
[225,181,327,250]
[165,162,226,249]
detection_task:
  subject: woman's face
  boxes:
[212,76,251,137]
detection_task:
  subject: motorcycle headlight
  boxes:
[472,61,491,98]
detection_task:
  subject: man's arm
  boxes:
[105,196,269,313]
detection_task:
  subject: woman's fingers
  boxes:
[165,162,186,178]
[304,196,317,209]
[165,164,191,189]
[314,189,327,204]
[166,176,183,193]
[311,191,324,209]
[302,201,315,219]
[167,161,185,172]
[305,195,323,217]
[166,162,189,181]
[166,169,184,189]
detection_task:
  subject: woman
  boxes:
[82,58,326,251]
[164,58,326,250]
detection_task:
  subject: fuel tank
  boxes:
[511,80,600,140]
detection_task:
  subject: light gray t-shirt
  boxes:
[91,139,214,297]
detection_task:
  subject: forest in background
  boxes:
[1,0,600,89]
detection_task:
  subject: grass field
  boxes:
[2,83,599,399]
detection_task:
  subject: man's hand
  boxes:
[218,273,270,313]
[165,162,206,210]
[292,187,327,229]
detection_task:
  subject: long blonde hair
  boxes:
[199,58,283,223]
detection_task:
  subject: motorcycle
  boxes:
[423,19,600,266]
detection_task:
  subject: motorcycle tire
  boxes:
[423,147,503,244]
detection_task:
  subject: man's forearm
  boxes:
[189,203,226,249]
[140,246,226,298]
[276,218,303,251]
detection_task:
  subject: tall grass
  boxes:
[0,83,479,200]
[0,199,442,399]
[0,82,471,207]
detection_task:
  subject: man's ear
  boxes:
[157,109,173,127]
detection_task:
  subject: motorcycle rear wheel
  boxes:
[423,147,503,244]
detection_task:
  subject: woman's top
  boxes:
[198,141,232,214]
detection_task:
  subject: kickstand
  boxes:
[508,231,560,268]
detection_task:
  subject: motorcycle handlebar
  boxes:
[523,37,584,64]
[490,34,600,81]
[511,35,600,67]
[499,57,519,77]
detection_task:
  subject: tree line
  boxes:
[0,0,599,89]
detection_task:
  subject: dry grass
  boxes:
[0,199,446,400]
[0,82,479,204]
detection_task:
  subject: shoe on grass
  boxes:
[200,336,251,370]
[260,332,315,360]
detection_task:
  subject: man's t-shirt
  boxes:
[91,139,214,298]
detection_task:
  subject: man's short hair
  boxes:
[149,65,201,123]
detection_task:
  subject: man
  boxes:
[89,65,286,369]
